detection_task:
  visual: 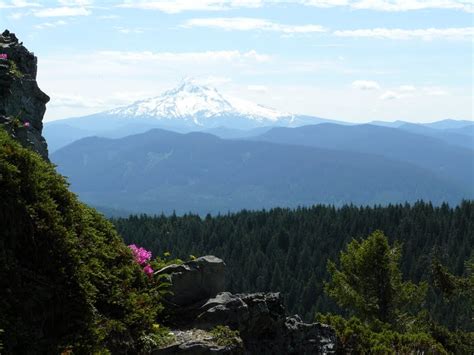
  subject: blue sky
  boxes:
[1,0,472,123]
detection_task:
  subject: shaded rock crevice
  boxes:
[0,30,49,159]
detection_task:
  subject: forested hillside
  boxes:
[51,129,468,215]
[255,123,474,189]
[114,201,474,329]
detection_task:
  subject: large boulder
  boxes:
[0,29,49,159]
[156,256,226,307]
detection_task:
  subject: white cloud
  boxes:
[183,17,326,34]
[115,27,144,34]
[334,27,474,40]
[247,84,268,93]
[380,86,450,100]
[298,0,473,12]
[117,0,263,13]
[380,90,401,100]
[95,49,271,63]
[8,11,26,19]
[35,20,67,29]
[170,76,233,87]
[399,85,416,92]
[58,0,93,5]
[98,14,119,19]
[50,93,105,109]
[0,0,41,8]
[34,6,91,17]
[194,76,232,85]
[423,87,449,96]
[352,80,380,90]
[49,91,158,110]
[115,0,473,12]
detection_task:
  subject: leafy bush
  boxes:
[0,128,166,353]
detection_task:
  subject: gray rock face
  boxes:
[156,255,226,307]
[156,256,337,354]
[194,292,249,330]
[194,292,336,354]
[0,29,49,159]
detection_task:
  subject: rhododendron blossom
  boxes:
[129,244,152,265]
[143,264,153,276]
[128,244,153,276]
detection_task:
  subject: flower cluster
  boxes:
[128,244,153,276]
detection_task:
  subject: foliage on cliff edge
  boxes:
[0,128,164,354]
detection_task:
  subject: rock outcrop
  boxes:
[154,329,244,354]
[157,255,226,307]
[0,30,49,159]
[155,256,337,354]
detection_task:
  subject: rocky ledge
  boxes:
[0,30,49,159]
[154,256,337,354]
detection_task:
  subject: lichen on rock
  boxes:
[0,29,49,160]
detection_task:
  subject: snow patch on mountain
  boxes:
[106,79,292,125]
[225,96,288,121]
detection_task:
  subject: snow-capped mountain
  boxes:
[105,79,294,128]
[45,80,340,151]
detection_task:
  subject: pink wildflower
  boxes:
[23,121,30,128]
[128,244,152,265]
[0,54,7,60]
[143,264,154,276]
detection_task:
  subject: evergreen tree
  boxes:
[325,230,426,325]
[318,231,472,353]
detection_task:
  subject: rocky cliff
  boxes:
[0,30,49,159]
[154,256,337,354]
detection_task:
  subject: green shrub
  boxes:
[138,324,176,354]
[210,325,241,347]
[7,60,23,78]
[0,128,166,353]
